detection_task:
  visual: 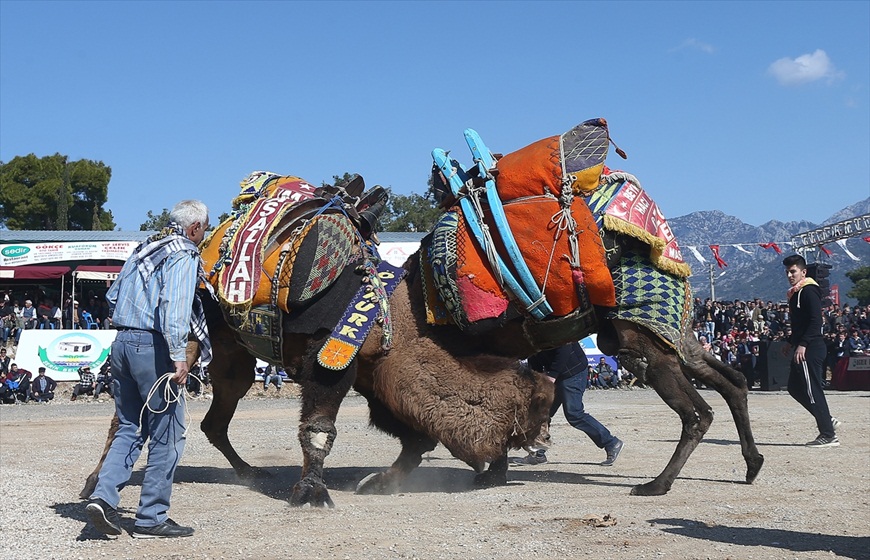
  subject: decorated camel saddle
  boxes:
[200,172,403,368]
[424,118,694,357]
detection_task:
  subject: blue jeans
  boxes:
[91,329,186,527]
[551,368,617,449]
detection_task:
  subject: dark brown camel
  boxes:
[82,228,763,506]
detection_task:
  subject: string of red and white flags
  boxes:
[686,238,870,269]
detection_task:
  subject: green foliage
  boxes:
[140,208,171,231]
[845,266,870,305]
[381,188,441,232]
[0,153,115,230]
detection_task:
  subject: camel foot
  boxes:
[745,453,764,484]
[80,473,99,500]
[355,472,399,495]
[630,480,670,496]
[290,476,335,508]
[474,469,508,488]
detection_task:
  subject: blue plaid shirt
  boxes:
[107,250,199,362]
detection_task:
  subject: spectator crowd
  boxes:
[691,297,870,388]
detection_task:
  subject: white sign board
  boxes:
[848,356,870,371]
[14,329,118,381]
[378,242,420,268]
[0,241,138,266]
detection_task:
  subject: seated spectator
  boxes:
[595,357,619,389]
[0,300,14,346]
[618,367,637,387]
[0,347,9,376]
[847,330,867,356]
[263,365,284,392]
[71,365,96,401]
[186,363,204,396]
[21,300,37,330]
[4,363,32,403]
[93,362,113,400]
[30,367,57,402]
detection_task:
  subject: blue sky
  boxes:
[2,1,868,231]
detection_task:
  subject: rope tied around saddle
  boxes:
[540,187,582,295]
[461,177,505,287]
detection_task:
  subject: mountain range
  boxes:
[668,198,870,305]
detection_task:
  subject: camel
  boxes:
[82,235,763,506]
[82,125,764,506]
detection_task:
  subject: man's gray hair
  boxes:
[170,200,209,229]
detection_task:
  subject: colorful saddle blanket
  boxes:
[607,251,693,360]
[424,119,692,353]
[201,172,371,314]
[201,171,392,365]
[587,169,691,278]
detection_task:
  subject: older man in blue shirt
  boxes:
[85,200,211,539]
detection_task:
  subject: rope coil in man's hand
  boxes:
[137,371,206,438]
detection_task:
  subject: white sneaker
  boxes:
[831,417,842,433]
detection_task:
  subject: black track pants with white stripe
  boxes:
[787,338,835,438]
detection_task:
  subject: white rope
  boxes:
[465,180,505,286]
[136,371,206,438]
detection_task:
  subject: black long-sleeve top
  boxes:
[788,283,823,347]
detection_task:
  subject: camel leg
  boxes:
[80,414,120,499]
[631,352,714,496]
[199,338,265,479]
[355,393,438,495]
[475,454,508,488]
[690,353,765,484]
[290,357,356,508]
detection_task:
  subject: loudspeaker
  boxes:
[760,341,790,391]
[806,263,833,305]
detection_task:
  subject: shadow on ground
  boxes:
[650,517,870,560]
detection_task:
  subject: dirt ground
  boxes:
[1,383,867,560]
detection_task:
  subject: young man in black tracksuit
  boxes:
[783,254,840,447]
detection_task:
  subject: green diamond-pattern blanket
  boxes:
[607,251,693,360]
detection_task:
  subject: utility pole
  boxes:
[709,263,716,302]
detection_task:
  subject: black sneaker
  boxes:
[806,435,839,448]
[85,498,122,537]
[510,452,548,466]
[601,438,624,466]
[132,519,194,539]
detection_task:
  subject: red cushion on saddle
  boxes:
[501,197,616,312]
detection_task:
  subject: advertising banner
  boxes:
[14,329,118,381]
[0,241,139,266]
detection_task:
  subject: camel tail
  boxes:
[701,352,748,389]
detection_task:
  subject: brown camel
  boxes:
[82,234,763,506]
[82,162,763,506]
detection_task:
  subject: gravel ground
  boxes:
[1,383,868,560]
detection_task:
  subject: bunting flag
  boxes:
[709,245,727,268]
[759,242,782,254]
[820,245,833,256]
[863,236,870,243]
[689,246,707,263]
[836,239,860,261]
[734,244,753,254]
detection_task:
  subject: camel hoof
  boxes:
[80,473,99,500]
[474,470,508,488]
[630,481,669,496]
[290,476,335,508]
[355,472,395,495]
[746,453,764,484]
